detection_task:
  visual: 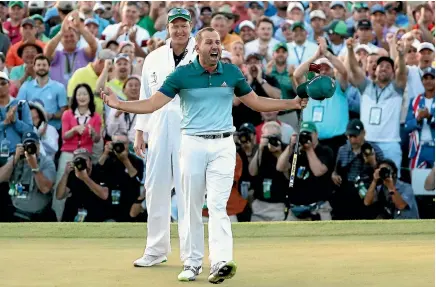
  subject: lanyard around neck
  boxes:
[294,46,306,65]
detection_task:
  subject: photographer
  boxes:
[0,131,56,221]
[277,122,334,221]
[364,159,419,219]
[56,148,109,222]
[248,122,288,221]
[331,119,384,220]
[98,131,144,222]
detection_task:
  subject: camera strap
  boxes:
[76,116,89,148]
[124,113,136,131]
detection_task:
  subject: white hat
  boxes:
[239,20,255,31]
[281,19,295,27]
[418,42,435,52]
[93,3,105,12]
[314,58,334,69]
[354,44,372,54]
[221,50,232,60]
[29,1,45,9]
[287,2,304,13]
[309,10,326,20]
[412,39,421,50]
[0,71,9,82]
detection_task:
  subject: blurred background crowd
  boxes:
[0,0,434,223]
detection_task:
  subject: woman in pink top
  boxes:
[54,83,101,214]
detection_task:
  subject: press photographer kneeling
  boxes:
[98,131,144,222]
[56,148,109,222]
[277,122,334,221]
[0,132,56,221]
[363,159,420,219]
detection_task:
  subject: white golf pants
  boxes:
[144,127,184,258]
[179,134,236,267]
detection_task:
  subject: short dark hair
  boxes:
[70,83,96,116]
[33,54,50,66]
[256,16,274,29]
[195,27,217,45]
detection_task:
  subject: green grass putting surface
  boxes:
[0,220,434,287]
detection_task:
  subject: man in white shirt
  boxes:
[286,22,318,67]
[101,2,150,52]
[244,17,279,62]
[346,37,407,174]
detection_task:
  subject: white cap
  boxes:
[239,20,255,31]
[281,19,294,27]
[418,42,435,52]
[93,3,105,12]
[412,39,421,50]
[287,2,304,13]
[314,58,334,69]
[29,1,45,9]
[354,44,372,54]
[309,10,326,20]
[0,71,9,82]
[221,50,232,60]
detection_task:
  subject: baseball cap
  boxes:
[21,18,36,28]
[29,1,44,9]
[212,4,239,21]
[0,71,9,82]
[93,3,105,12]
[246,1,264,9]
[281,19,294,28]
[273,42,288,52]
[330,1,346,9]
[306,75,336,101]
[300,122,317,133]
[57,1,74,11]
[355,44,372,54]
[22,131,40,144]
[353,2,369,11]
[114,53,130,63]
[411,39,421,50]
[30,14,44,23]
[356,19,372,29]
[310,10,326,20]
[239,123,256,134]
[314,58,334,69]
[239,20,255,31]
[73,148,91,161]
[376,56,394,69]
[287,2,304,13]
[418,42,435,52]
[17,42,43,59]
[346,119,365,136]
[200,6,212,14]
[44,7,59,22]
[245,53,262,61]
[323,20,348,36]
[168,7,191,23]
[291,21,306,31]
[85,18,99,27]
[422,67,435,78]
[97,49,116,60]
[371,4,385,15]
[8,1,24,8]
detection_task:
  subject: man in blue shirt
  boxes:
[17,54,68,131]
[0,72,33,159]
[102,27,307,284]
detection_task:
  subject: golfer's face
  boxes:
[198,31,222,65]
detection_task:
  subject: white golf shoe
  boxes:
[177,265,203,282]
[208,261,237,284]
[133,254,167,267]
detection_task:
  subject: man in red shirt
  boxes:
[6,18,45,69]
[2,1,25,45]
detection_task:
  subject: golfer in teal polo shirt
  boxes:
[102,27,307,284]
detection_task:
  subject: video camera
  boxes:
[73,157,87,171]
[379,167,392,180]
[299,131,312,145]
[266,135,281,147]
[23,142,37,155]
[112,142,125,154]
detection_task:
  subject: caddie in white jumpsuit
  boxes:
[133,8,197,267]
[102,28,307,284]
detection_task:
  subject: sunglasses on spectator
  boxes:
[168,7,190,17]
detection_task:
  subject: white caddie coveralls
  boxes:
[135,37,197,258]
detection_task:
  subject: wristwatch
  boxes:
[31,168,40,173]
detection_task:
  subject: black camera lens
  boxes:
[112,142,125,154]
[379,167,391,180]
[24,142,37,155]
[73,157,87,171]
[268,136,280,147]
[361,142,373,156]
[299,131,312,145]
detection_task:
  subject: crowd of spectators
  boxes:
[0,1,434,223]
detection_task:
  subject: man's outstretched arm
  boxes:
[239,91,307,112]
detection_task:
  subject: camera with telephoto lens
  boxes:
[299,131,312,145]
[361,142,373,156]
[112,142,125,154]
[267,136,280,147]
[379,167,392,180]
[23,142,37,155]
[73,157,87,171]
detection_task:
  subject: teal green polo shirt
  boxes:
[270,66,295,100]
[159,57,252,135]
